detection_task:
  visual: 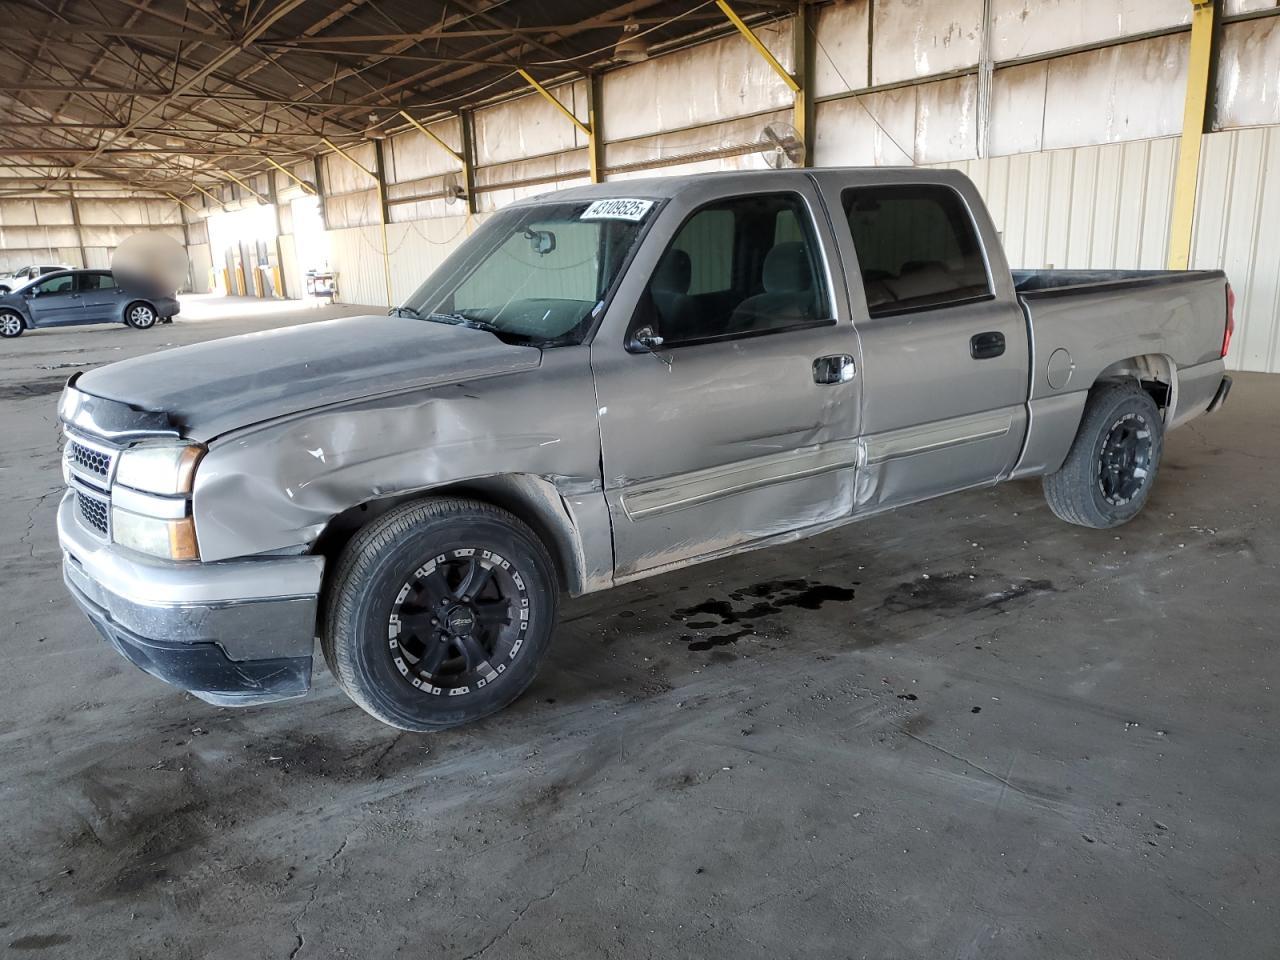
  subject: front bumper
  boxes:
[57,493,324,706]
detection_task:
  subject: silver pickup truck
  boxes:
[56,169,1233,731]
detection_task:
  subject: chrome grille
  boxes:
[76,489,109,536]
[67,439,113,480]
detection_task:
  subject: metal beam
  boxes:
[190,181,226,209]
[1169,0,1219,270]
[265,157,316,195]
[715,0,799,93]
[56,0,311,184]
[69,193,88,269]
[221,171,269,204]
[166,191,201,214]
[267,174,290,299]
[792,1,813,164]
[397,110,464,164]
[516,68,591,138]
[322,137,393,307]
[312,152,329,230]
[460,109,479,217]
[586,73,604,184]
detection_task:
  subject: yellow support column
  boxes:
[1169,0,1219,270]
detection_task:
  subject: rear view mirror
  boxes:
[524,228,557,257]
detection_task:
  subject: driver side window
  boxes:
[34,275,74,295]
[635,192,831,348]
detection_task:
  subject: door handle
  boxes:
[970,331,1006,360]
[813,354,856,384]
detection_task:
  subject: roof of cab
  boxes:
[522,166,972,204]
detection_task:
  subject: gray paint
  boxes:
[77,313,542,441]
[56,168,1230,676]
[0,269,178,331]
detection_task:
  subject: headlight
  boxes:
[115,443,204,495]
[111,508,200,561]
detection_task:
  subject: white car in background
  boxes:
[0,264,73,294]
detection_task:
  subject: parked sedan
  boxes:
[0,270,179,338]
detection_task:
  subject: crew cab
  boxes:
[55,169,1233,731]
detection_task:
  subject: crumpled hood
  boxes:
[74,314,542,441]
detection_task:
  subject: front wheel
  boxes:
[0,310,23,338]
[1042,382,1164,528]
[125,302,157,329]
[321,497,558,731]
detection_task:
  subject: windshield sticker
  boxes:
[580,198,654,221]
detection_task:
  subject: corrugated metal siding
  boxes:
[1191,127,1280,373]
[934,137,1179,271]
[326,214,480,308]
[936,128,1280,373]
[187,243,214,294]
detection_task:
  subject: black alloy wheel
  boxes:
[388,549,529,696]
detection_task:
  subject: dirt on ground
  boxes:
[1,300,1276,958]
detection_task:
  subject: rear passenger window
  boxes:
[639,193,830,347]
[79,273,117,291]
[841,185,991,317]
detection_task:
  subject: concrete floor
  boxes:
[1,299,1276,958]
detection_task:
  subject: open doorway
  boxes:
[206,203,280,298]
[289,194,333,302]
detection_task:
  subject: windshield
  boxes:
[9,273,43,293]
[398,199,656,347]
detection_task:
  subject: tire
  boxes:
[0,310,23,338]
[124,302,157,329]
[321,496,558,732]
[1043,382,1164,528]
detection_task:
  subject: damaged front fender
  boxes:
[191,348,613,595]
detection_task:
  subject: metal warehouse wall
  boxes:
[168,0,1280,373]
[934,128,1280,374]
[0,196,184,274]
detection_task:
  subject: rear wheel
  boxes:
[125,302,157,329]
[321,497,558,732]
[0,311,23,338]
[1042,382,1164,528]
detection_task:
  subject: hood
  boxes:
[74,314,542,441]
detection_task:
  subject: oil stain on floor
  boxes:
[673,578,857,651]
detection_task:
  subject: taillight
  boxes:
[1223,283,1236,359]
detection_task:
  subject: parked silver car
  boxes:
[0,269,179,338]
[55,169,1233,731]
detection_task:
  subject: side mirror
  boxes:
[630,324,664,352]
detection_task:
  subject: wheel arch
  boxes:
[311,473,599,599]
[1092,353,1178,420]
[122,299,157,323]
[0,307,29,330]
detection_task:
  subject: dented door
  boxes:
[590,175,862,580]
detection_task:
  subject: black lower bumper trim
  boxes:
[72,581,311,706]
[1207,374,1233,414]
